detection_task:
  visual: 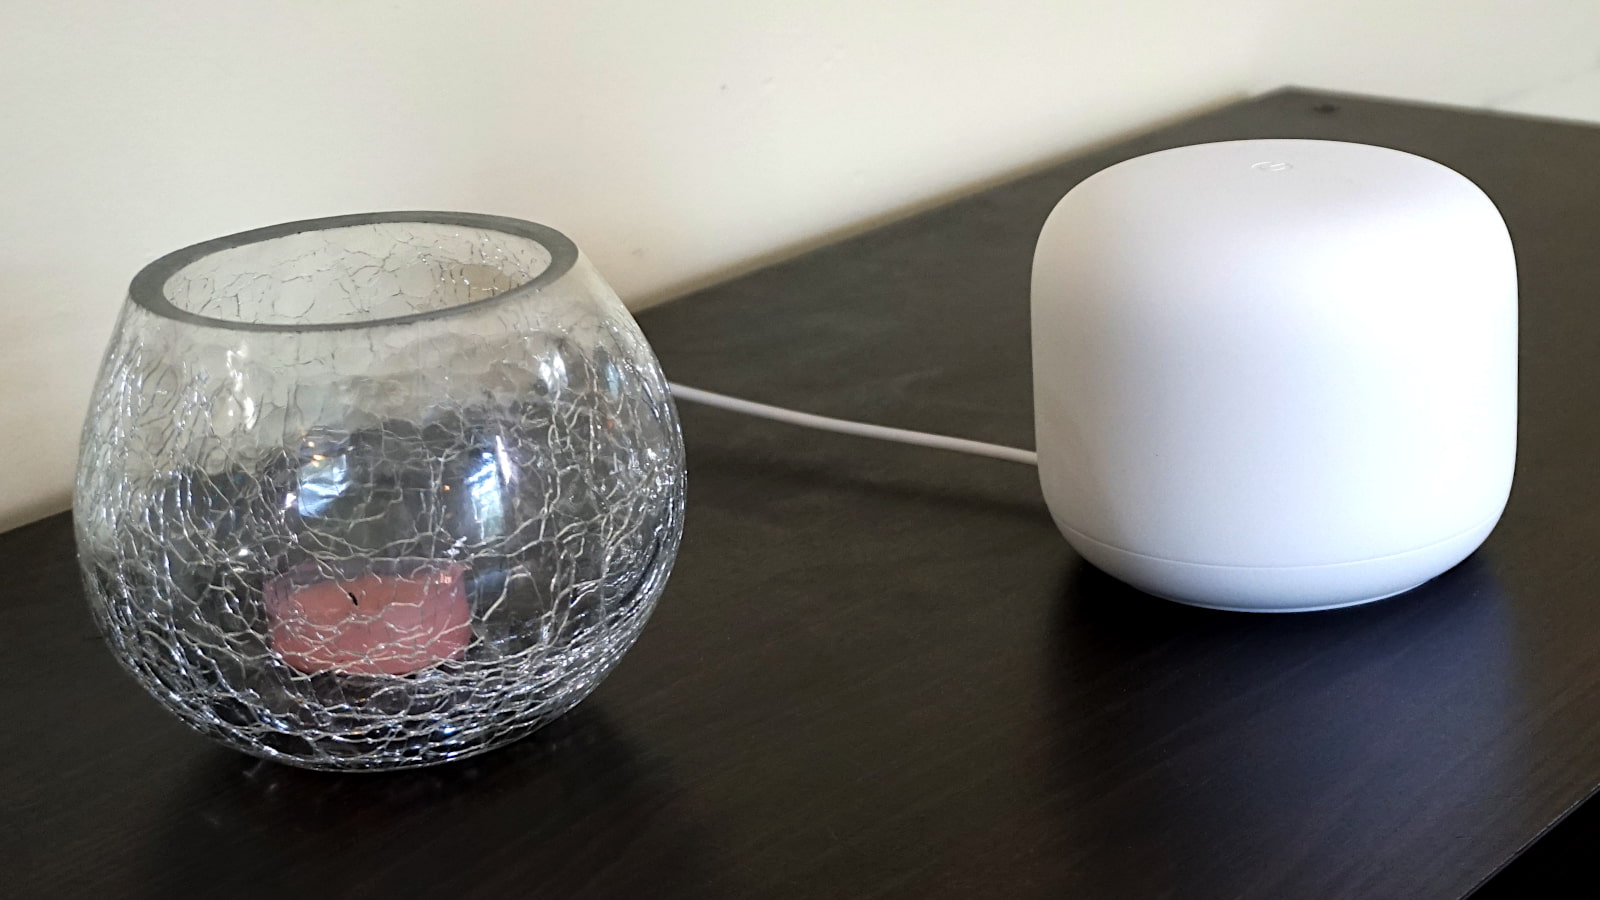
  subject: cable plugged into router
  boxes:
[672,139,1518,615]
[667,383,1036,466]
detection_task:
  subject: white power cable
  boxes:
[668,382,1039,466]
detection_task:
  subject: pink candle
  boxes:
[264,564,472,676]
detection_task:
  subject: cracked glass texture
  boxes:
[74,213,685,771]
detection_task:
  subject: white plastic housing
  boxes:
[1033,140,1516,612]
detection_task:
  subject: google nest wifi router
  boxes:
[1032,139,1517,612]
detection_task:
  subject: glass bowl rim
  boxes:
[127,211,581,333]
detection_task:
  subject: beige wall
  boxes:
[3,1,1599,531]
[1264,0,1600,117]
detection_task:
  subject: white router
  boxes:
[1031,139,1517,612]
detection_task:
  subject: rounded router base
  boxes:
[1058,517,1500,613]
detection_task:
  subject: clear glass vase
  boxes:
[74,212,685,771]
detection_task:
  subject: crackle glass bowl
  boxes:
[74,212,685,771]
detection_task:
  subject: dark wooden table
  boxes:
[5,89,1600,898]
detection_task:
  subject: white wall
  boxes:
[3,1,1598,531]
